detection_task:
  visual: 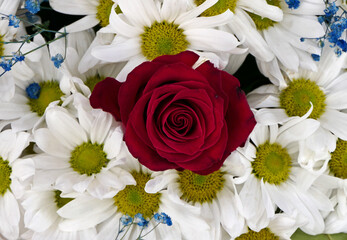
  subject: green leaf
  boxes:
[291,229,347,240]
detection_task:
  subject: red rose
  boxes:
[90,51,256,175]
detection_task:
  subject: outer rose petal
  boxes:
[90,77,122,121]
[152,51,200,67]
[197,62,256,154]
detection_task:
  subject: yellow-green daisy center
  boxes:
[253,141,291,184]
[194,0,237,16]
[0,35,4,56]
[27,81,64,117]
[85,75,105,92]
[0,157,12,196]
[113,171,161,218]
[248,0,281,30]
[329,139,347,179]
[96,0,122,27]
[141,21,189,60]
[69,142,109,176]
[54,190,74,209]
[279,78,326,119]
[236,228,279,240]
[178,170,225,204]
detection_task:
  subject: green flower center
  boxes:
[69,142,109,176]
[253,141,291,184]
[279,78,326,119]
[0,157,12,196]
[194,0,237,16]
[236,228,279,240]
[54,190,73,209]
[85,75,105,92]
[248,0,281,30]
[114,171,161,218]
[329,139,347,179]
[178,170,225,204]
[0,35,4,56]
[27,81,64,117]
[141,21,189,60]
[96,0,121,27]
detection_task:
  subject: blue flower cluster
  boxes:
[26,83,41,99]
[8,14,20,28]
[117,212,172,240]
[51,54,64,68]
[154,212,172,226]
[317,1,347,57]
[285,0,300,9]
[0,53,25,73]
[25,0,40,14]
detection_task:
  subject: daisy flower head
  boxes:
[312,136,347,234]
[0,35,72,132]
[247,46,347,172]
[234,212,303,240]
[21,187,97,240]
[50,30,126,97]
[144,161,245,239]
[231,117,334,235]
[56,153,200,240]
[49,0,118,32]
[187,0,283,63]
[0,129,34,240]
[90,0,243,81]
[0,0,29,101]
[32,93,135,199]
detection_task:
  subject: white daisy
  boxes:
[247,47,347,171]
[32,93,135,199]
[0,0,40,101]
[21,187,97,240]
[90,0,242,81]
[0,35,71,132]
[145,160,245,239]
[57,152,208,240]
[251,0,326,85]
[49,0,116,32]
[50,30,125,97]
[187,0,283,63]
[312,137,347,234]
[234,212,302,240]
[231,118,333,235]
[0,129,34,240]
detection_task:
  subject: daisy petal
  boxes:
[320,109,347,141]
[46,107,88,150]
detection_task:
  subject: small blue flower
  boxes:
[26,83,41,99]
[12,53,25,62]
[324,2,338,18]
[154,212,172,226]
[8,14,20,28]
[336,39,347,52]
[25,0,40,14]
[51,54,64,68]
[134,213,148,228]
[285,0,300,9]
[120,214,133,226]
[161,213,172,226]
[311,54,320,61]
[0,58,13,72]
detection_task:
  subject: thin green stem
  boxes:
[140,222,161,238]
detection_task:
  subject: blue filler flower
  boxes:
[51,53,64,68]
[26,83,41,99]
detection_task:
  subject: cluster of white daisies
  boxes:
[0,0,346,239]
